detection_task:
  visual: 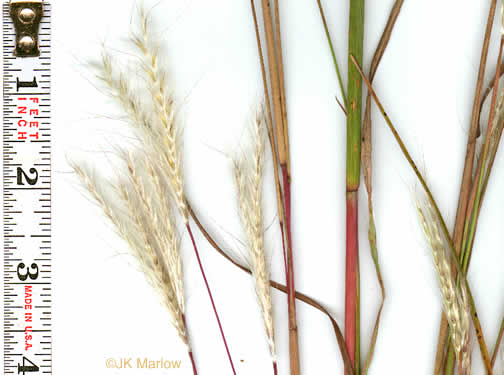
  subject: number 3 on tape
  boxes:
[3,1,51,374]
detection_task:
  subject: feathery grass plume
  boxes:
[130,7,188,222]
[234,110,277,373]
[72,157,189,349]
[95,44,187,223]
[416,197,471,375]
[95,51,153,131]
[125,8,236,373]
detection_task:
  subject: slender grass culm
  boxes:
[234,109,278,374]
[345,1,365,373]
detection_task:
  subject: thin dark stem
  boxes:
[491,315,504,366]
[186,223,236,375]
[182,313,198,375]
[188,351,198,375]
[281,165,300,374]
[273,361,278,375]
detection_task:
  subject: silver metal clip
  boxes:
[9,1,43,57]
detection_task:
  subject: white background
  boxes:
[5,0,504,374]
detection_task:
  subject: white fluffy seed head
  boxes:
[95,51,153,132]
[94,7,187,224]
[234,110,276,360]
[129,8,188,222]
[72,153,189,349]
[416,197,471,374]
[77,4,192,352]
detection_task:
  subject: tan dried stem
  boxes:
[273,0,290,172]
[260,0,287,167]
[249,0,284,228]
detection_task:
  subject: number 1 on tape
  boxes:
[3,1,51,374]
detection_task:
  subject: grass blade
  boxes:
[360,4,404,372]
[316,0,347,109]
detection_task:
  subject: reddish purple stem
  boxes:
[186,223,237,375]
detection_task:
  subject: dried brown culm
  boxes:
[253,1,299,372]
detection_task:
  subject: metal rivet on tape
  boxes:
[9,1,43,57]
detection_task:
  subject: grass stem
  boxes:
[186,223,237,375]
[345,1,365,373]
[250,0,285,230]
[274,0,291,172]
[261,0,288,166]
[345,191,360,372]
[188,352,198,375]
[282,165,300,375]
[492,316,504,367]
[256,1,300,372]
